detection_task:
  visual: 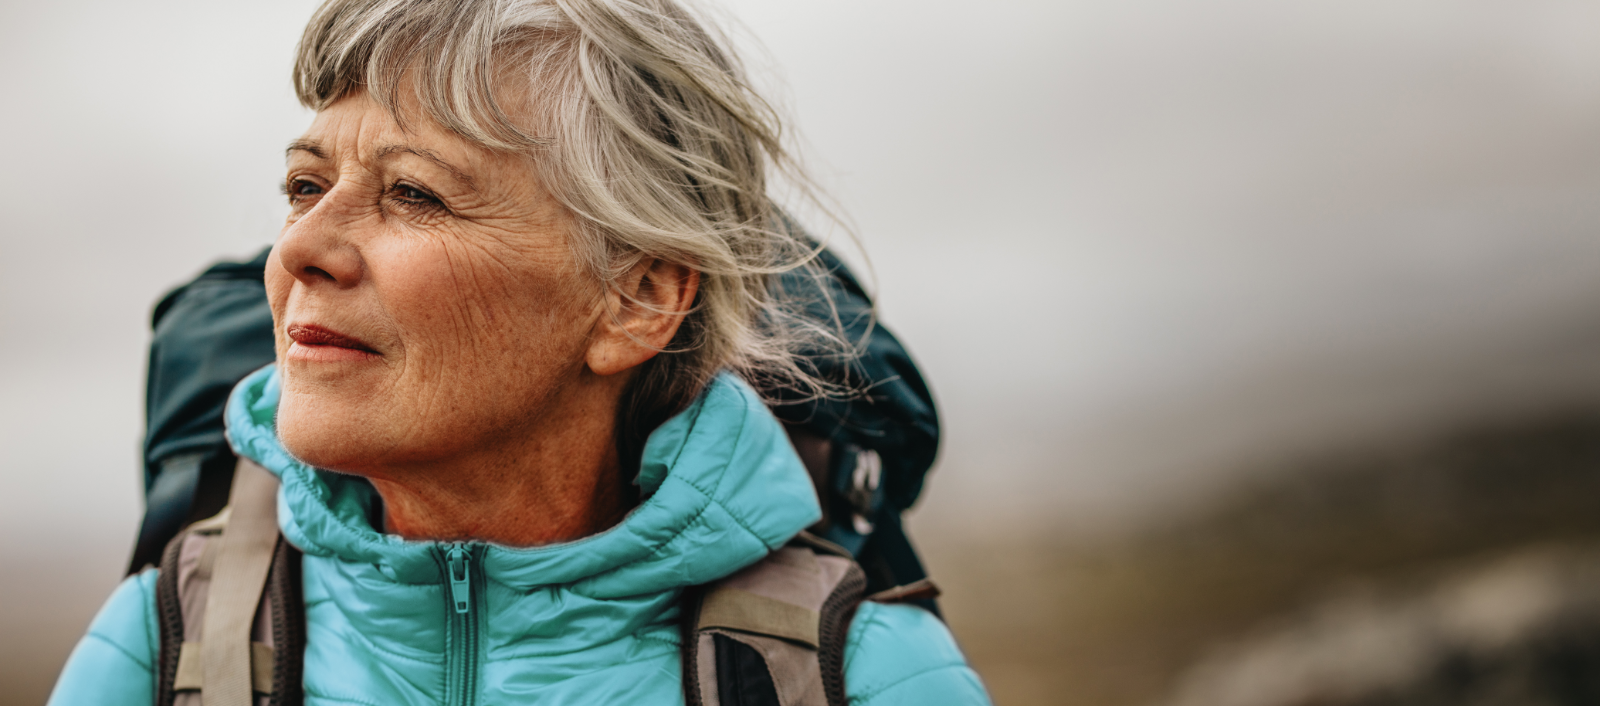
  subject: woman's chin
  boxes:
[275,402,386,475]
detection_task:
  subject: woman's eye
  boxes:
[393,184,438,204]
[390,183,445,214]
[283,179,323,202]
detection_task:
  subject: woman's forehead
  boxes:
[291,93,526,185]
[297,92,459,156]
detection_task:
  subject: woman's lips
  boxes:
[286,324,380,362]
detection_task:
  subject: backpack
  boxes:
[130,244,944,705]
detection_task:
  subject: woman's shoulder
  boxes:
[47,570,159,706]
[843,601,993,706]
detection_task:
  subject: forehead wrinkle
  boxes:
[373,143,479,192]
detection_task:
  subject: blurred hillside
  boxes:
[921,405,1600,705]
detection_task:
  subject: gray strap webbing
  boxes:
[698,588,821,648]
[200,458,280,706]
[174,642,275,694]
[683,538,867,706]
[863,577,941,604]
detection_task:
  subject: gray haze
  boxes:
[3,0,1600,693]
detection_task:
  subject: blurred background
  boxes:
[4,0,1600,704]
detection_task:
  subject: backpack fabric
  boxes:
[49,367,989,706]
[131,252,276,575]
[130,246,943,615]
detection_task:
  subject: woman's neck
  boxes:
[364,377,639,547]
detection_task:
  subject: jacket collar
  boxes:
[225,365,821,595]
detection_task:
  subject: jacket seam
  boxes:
[564,478,716,596]
[630,485,719,570]
[635,474,720,555]
[571,470,770,599]
[82,632,152,671]
[849,664,976,704]
[301,686,389,706]
[706,385,752,499]
[634,632,681,649]
[661,383,709,472]
[842,602,884,673]
[317,621,445,668]
[568,403,781,593]
[665,473,766,551]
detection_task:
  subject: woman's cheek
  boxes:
[264,250,293,355]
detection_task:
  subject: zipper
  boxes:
[447,545,473,614]
[439,543,481,706]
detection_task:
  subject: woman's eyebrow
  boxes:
[285,138,327,159]
[373,144,478,191]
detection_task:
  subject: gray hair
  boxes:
[292,0,856,445]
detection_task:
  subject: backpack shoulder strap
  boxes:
[681,532,867,706]
[155,457,305,706]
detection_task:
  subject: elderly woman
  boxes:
[49,0,987,705]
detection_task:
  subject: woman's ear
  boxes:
[586,258,700,376]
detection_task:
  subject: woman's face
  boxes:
[268,90,604,476]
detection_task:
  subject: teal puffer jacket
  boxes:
[50,366,990,705]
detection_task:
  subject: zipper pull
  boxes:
[446,544,472,614]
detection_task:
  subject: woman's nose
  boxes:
[275,190,366,289]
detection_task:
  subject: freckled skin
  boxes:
[269,90,698,546]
